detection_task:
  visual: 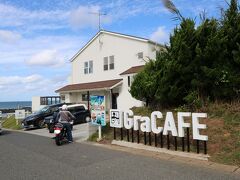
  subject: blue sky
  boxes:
[0,0,229,101]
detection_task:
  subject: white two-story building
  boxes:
[56,30,163,112]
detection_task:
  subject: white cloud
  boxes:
[150,26,169,44]
[0,74,68,100]
[25,49,65,67]
[69,5,111,29]
[21,74,42,83]
[0,74,42,86]
[0,3,68,30]
[0,30,21,43]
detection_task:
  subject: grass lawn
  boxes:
[1,115,23,130]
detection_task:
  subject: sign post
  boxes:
[90,95,106,141]
[15,110,25,125]
[98,125,102,140]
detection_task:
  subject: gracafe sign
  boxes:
[110,110,208,141]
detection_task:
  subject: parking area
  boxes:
[22,122,98,142]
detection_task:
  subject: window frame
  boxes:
[82,94,88,101]
[128,76,131,87]
[137,52,143,59]
[103,57,108,71]
[109,55,114,70]
[84,61,93,74]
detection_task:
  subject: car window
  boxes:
[39,106,49,113]
[51,106,59,112]
[69,107,77,113]
[75,106,85,111]
[68,106,85,113]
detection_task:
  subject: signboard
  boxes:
[15,110,26,120]
[110,109,123,128]
[90,95,106,126]
[110,109,208,141]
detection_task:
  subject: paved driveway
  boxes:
[22,122,98,142]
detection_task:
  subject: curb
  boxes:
[112,140,209,161]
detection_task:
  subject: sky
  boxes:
[0,0,230,102]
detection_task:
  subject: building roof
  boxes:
[120,65,145,75]
[56,79,123,93]
[70,30,164,62]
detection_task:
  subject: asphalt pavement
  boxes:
[0,130,239,180]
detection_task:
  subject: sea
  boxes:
[0,101,32,109]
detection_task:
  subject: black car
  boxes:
[22,103,66,129]
[44,104,91,133]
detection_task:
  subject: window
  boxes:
[82,94,88,101]
[84,62,88,74]
[103,55,114,71]
[137,52,143,59]
[128,76,131,87]
[84,61,93,74]
[40,96,61,105]
[109,56,114,70]
[104,57,108,71]
[89,61,93,73]
[61,95,65,101]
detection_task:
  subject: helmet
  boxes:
[61,104,67,110]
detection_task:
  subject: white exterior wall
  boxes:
[32,96,45,112]
[66,31,160,111]
[71,33,155,84]
[117,75,144,111]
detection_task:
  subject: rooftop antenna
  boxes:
[89,10,107,31]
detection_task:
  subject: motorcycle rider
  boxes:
[57,104,75,143]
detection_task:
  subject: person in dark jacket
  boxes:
[57,104,75,142]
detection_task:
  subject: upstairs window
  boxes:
[84,61,93,74]
[103,55,114,71]
[104,57,108,71]
[89,61,93,73]
[137,52,143,59]
[109,55,114,70]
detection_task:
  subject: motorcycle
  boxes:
[54,121,73,146]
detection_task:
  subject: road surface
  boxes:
[0,130,238,180]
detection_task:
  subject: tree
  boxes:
[130,59,158,107]
[215,0,240,100]
[130,0,240,109]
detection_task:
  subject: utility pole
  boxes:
[89,11,107,31]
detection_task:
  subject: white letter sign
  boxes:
[124,110,134,129]
[163,112,178,136]
[140,116,151,132]
[151,111,163,134]
[177,112,191,137]
[192,113,208,141]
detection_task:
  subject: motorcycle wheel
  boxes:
[55,134,62,146]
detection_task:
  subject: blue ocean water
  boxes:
[0,101,32,109]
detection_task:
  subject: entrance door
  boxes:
[112,93,118,109]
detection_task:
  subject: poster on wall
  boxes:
[90,95,106,126]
